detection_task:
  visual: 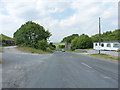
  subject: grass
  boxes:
[54,43,65,49]
[0,34,14,40]
[54,43,65,45]
[89,53,120,61]
[0,60,2,64]
[0,47,3,52]
[66,50,86,53]
[83,48,93,50]
[16,46,53,54]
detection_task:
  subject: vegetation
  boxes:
[0,47,3,52]
[16,46,53,54]
[71,34,93,50]
[61,34,79,43]
[91,29,120,42]
[61,29,120,50]
[0,60,2,64]
[89,54,120,61]
[14,21,52,51]
[0,34,14,41]
[49,43,56,50]
[54,43,65,49]
[0,34,14,46]
[58,44,65,49]
[37,40,48,51]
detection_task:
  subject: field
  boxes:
[53,43,65,49]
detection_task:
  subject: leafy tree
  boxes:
[71,34,93,50]
[112,29,120,40]
[71,37,78,50]
[91,29,120,42]
[58,45,65,49]
[49,42,56,50]
[14,21,51,49]
[61,34,79,43]
[37,40,48,51]
[90,34,100,42]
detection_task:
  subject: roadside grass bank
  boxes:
[88,54,120,61]
[16,46,53,54]
[83,48,93,50]
[0,47,3,52]
[66,50,86,53]
[0,60,2,64]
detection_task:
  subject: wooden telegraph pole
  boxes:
[99,17,101,54]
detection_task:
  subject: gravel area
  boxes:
[87,50,119,57]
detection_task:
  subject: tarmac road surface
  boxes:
[2,46,118,88]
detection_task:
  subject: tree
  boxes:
[61,34,79,43]
[71,37,78,50]
[71,34,93,50]
[58,45,65,49]
[14,21,51,49]
[49,42,56,50]
[91,29,120,42]
[37,40,48,51]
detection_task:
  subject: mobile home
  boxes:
[93,41,120,51]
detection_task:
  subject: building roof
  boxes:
[94,40,120,43]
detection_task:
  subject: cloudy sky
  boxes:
[0,0,119,42]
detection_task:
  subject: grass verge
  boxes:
[0,60,2,64]
[89,54,120,61]
[0,47,3,52]
[66,50,86,53]
[0,61,2,64]
[83,48,93,50]
[16,46,53,54]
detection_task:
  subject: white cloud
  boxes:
[0,0,118,42]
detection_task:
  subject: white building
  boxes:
[93,41,120,51]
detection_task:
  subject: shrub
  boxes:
[37,40,48,51]
[71,34,93,50]
[58,45,65,49]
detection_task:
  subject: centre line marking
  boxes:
[81,63,92,69]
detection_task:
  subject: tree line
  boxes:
[13,21,120,51]
[14,21,56,51]
[61,29,120,50]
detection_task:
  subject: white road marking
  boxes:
[81,63,92,69]
[103,76,111,79]
[102,75,111,79]
[86,70,95,72]
[16,56,21,57]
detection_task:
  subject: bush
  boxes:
[37,40,48,51]
[58,45,65,49]
[71,34,93,50]
[49,43,56,50]
[49,46,56,50]
[71,37,78,50]
[46,47,54,53]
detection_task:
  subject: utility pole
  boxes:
[99,17,101,54]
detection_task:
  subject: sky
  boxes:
[0,0,119,42]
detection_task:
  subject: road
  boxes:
[2,47,118,88]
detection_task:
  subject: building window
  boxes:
[101,43,104,47]
[113,44,119,48]
[95,43,97,46]
[107,43,111,47]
